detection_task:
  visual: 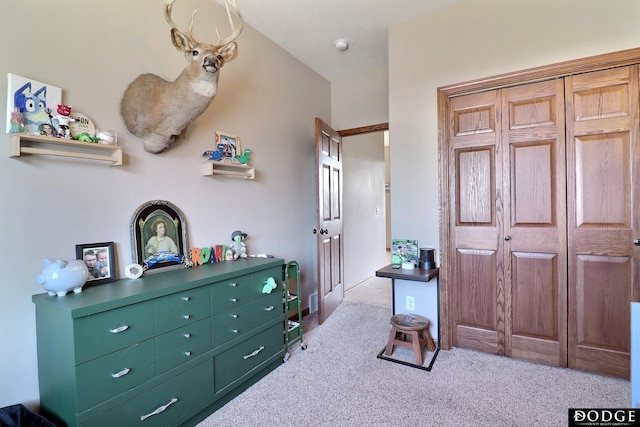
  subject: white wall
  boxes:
[342,132,386,289]
[388,0,640,267]
[0,0,329,408]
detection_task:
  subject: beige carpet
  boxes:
[197,300,630,427]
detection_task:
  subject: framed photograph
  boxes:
[76,242,116,286]
[215,130,241,161]
[131,200,188,275]
[391,239,419,265]
[7,73,62,135]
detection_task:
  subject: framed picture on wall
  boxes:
[215,130,241,161]
[76,242,116,286]
[6,73,62,135]
[130,200,189,275]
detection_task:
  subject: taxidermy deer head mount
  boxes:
[120,0,243,154]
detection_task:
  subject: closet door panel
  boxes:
[502,80,567,367]
[574,133,630,228]
[449,90,504,354]
[567,65,639,379]
[454,248,500,353]
[510,252,561,364]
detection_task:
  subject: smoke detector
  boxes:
[334,39,349,51]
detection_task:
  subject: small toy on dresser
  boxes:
[37,258,89,297]
[229,230,248,260]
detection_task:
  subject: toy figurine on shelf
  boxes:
[55,104,75,139]
[9,108,24,133]
[229,230,248,260]
[74,132,100,143]
[202,143,225,161]
[235,148,251,165]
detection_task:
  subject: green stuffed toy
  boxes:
[262,277,277,294]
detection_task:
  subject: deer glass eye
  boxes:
[191,50,199,57]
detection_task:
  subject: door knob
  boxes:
[634,239,640,246]
[504,236,511,241]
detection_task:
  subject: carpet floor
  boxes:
[197,300,630,427]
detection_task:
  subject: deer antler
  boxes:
[164,0,197,43]
[217,0,244,47]
[164,0,243,48]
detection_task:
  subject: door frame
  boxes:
[437,47,640,350]
[314,121,389,324]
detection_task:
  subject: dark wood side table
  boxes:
[375,264,440,371]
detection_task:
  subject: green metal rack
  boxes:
[283,260,307,360]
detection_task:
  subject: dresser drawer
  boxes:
[74,301,154,364]
[154,286,211,314]
[76,338,156,412]
[252,267,283,296]
[214,323,283,391]
[156,318,212,373]
[252,292,283,326]
[155,299,211,335]
[80,359,214,427]
[212,274,252,313]
[212,303,253,348]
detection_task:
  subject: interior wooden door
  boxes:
[501,80,568,367]
[449,90,504,354]
[315,117,344,325]
[565,65,640,379]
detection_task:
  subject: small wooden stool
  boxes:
[385,314,436,365]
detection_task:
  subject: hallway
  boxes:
[344,275,392,308]
[344,250,392,308]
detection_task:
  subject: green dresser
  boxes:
[32,258,285,427]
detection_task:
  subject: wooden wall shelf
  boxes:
[201,161,255,179]
[9,133,123,166]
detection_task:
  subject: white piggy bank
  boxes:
[37,258,90,297]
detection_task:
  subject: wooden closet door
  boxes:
[449,90,504,354]
[566,65,640,379]
[502,80,567,367]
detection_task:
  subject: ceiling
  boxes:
[217,0,467,81]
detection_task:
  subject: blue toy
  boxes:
[202,143,226,161]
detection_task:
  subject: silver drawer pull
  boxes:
[140,397,178,421]
[231,298,238,302]
[183,333,191,338]
[230,282,238,287]
[183,314,191,320]
[109,325,129,334]
[243,346,265,360]
[232,329,239,334]
[264,306,275,311]
[181,296,190,302]
[232,314,238,319]
[184,351,192,357]
[111,368,131,378]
